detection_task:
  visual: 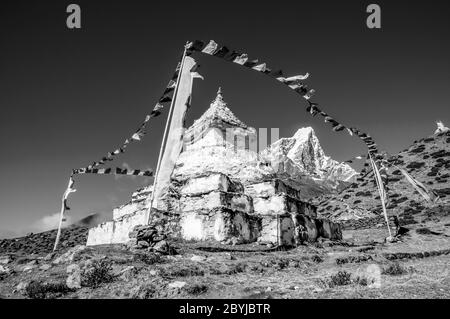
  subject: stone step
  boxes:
[178,172,243,196]
[244,179,301,200]
[180,191,253,214]
[252,194,317,218]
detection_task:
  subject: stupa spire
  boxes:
[213,87,225,105]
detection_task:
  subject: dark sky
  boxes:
[0,0,449,238]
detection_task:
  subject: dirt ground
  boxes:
[1,209,449,299]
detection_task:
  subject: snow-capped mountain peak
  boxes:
[261,127,357,189]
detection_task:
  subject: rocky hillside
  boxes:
[316,129,450,228]
[0,226,87,256]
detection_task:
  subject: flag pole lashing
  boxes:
[145,44,188,224]
[53,176,76,251]
[368,153,392,239]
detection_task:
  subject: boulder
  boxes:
[118,266,137,281]
[0,255,12,265]
[129,225,157,242]
[53,245,86,264]
[22,260,38,272]
[0,265,12,276]
[15,281,30,294]
[152,240,170,254]
[66,264,82,289]
[39,264,52,271]
[168,281,186,289]
[43,252,55,261]
[190,255,207,262]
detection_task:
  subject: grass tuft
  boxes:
[382,263,407,276]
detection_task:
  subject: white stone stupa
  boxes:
[87,88,342,247]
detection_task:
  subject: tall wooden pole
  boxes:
[369,153,392,239]
[145,44,188,224]
[53,177,72,251]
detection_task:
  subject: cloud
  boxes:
[30,213,74,233]
[72,211,111,228]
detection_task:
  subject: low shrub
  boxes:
[160,264,205,278]
[311,255,324,263]
[382,263,407,276]
[133,252,162,265]
[353,276,368,286]
[81,259,115,288]
[131,283,157,299]
[184,283,208,295]
[328,271,352,287]
[25,280,72,299]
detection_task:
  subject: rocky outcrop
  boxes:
[0,226,87,255]
[434,121,449,135]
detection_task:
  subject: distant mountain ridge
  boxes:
[261,127,357,194]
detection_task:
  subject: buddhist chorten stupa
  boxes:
[87,88,342,246]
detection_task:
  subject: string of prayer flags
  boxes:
[186,40,205,52]
[267,69,283,78]
[186,40,392,219]
[343,154,365,164]
[244,59,260,68]
[53,55,185,252]
[280,73,310,83]
[151,103,164,117]
[73,167,153,177]
[201,40,219,55]
[213,46,230,58]
[187,39,384,163]
[223,50,240,62]
[233,54,249,65]
[303,89,315,100]
[306,102,320,116]
[75,61,182,174]
[252,63,267,72]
